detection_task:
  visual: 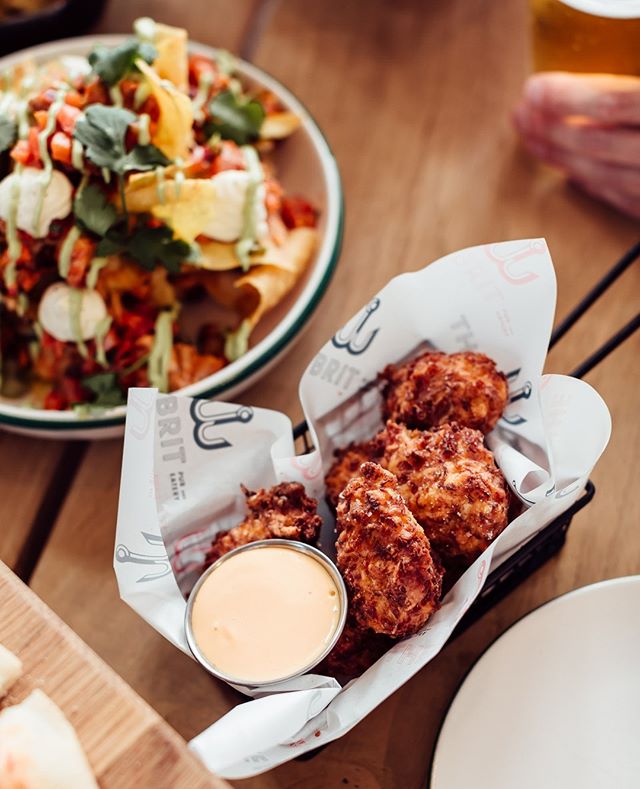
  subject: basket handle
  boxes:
[550,239,640,378]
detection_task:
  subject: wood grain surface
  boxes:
[0,561,229,788]
[13,0,640,787]
[0,435,69,572]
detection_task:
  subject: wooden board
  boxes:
[0,560,228,788]
[24,0,640,787]
[31,439,241,741]
[0,434,74,576]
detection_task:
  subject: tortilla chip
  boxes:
[196,229,314,272]
[136,60,193,160]
[260,111,301,140]
[198,227,316,325]
[151,23,188,92]
[122,178,217,243]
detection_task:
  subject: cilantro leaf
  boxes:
[73,183,118,237]
[124,225,190,273]
[73,105,136,169]
[205,90,265,145]
[121,143,171,173]
[0,114,17,153]
[82,372,126,407]
[95,236,122,258]
[97,219,194,274]
[88,39,157,87]
[73,105,171,175]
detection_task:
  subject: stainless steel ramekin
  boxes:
[185,539,347,688]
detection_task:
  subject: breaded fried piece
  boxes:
[336,462,443,638]
[205,482,322,565]
[380,351,508,434]
[319,617,393,679]
[324,440,378,510]
[375,420,509,565]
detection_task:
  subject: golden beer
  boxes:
[532,0,640,75]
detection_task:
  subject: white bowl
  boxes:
[0,35,343,439]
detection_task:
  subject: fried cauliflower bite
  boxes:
[380,351,508,434]
[319,617,393,679]
[374,420,509,566]
[336,462,443,638]
[324,440,380,510]
[205,482,322,565]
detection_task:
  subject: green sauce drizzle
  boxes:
[133,81,151,110]
[69,287,88,358]
[192,71,212,122]
[16,292,28,316]
[155,166,166,203]
[224,319,252,362]
[4,163,24,288]
[71,138,84,170]
[235,146,264,271]
[174,156,185,198]
[137,113,151,145]
[109,84,124,108]
[94,315,112,367]
[58,225,81,279]
[147,308,176,392]
[34,89,66,234]
[87,257,108,290]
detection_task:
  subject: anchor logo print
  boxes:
[129,389,154,440]
[114,531,171,583]
[501,368,532,426]
[485,240,544,285]
[190,400,253,450]
[332,297,380,356]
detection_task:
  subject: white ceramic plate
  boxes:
[430,576,640,789]
[0,36,343,438]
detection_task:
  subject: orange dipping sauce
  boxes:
[187,542,345,684]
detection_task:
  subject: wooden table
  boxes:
[2,0,639,786]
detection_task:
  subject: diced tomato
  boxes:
[119,78,139,109]
[9,139,31,165]
[84,77,109,106]
[64,90,84,109]
[138,95,160,122]
[102,328,119,354]
[256,90,282,115]
[281,196,319,229]
[56,103,81,134]
[265,179,283,215]
[65,233,96,288]
[0,242,33,295]
[114,335,151,375]
[33,110,48,130]
[27,127,42,165]
[188,54,216,85]
[44,389,67,410]
[28,88,57,112]
[211,140,246,174]
[16,266,40,293]
[51,131,72,165]
[44,377,88,410]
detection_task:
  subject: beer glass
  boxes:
[531,1,640,75]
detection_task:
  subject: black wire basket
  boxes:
[293,240,639,643]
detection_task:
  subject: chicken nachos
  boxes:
[0,19,318,411]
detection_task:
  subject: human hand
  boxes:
[514,72,640,219]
